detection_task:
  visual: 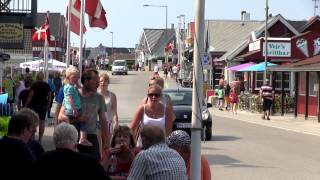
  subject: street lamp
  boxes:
[110,31,114,61]
[143,4,168,64]
[143,4,168,35]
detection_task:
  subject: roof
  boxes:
[137,28,176,59]
[268,55,320,71]
[205,20,263,53]
[219,14,302,62]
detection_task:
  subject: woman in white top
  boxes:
[131,84,174,147]
[98,73,119,135]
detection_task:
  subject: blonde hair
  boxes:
[148,84,162,93]
[64,67,79,84]
[149,76,164,89]
[99,73,110,83]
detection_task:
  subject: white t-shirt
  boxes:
[154,65,160,72]
[172,66,178,74]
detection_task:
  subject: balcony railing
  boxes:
[0,0,32,13]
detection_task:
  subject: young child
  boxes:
[63,67,92,146]
[229,87,239,114]
[216,85,225,110]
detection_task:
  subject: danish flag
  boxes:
[32,14,50,42]
[66,0,87,36]
[75,0,108,29]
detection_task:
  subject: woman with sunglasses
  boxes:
[131,84,174,147]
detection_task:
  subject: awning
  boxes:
[227,62,256,71]
[268,55,320,72]
[239,62,277,72]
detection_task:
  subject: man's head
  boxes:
[140,125,165,149]
[166,130,191,156]
[81,69,99,92]
[36,72,45,81]
[7,113,38,143]
[53,122,78,151]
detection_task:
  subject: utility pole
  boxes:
[191,0,205,179]
[263,0,269,84]
[313,0,320,16]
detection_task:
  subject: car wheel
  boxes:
[112,72,114,75]
[125,72,128,75]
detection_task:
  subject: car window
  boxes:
[164,91,192,106]
[113,61,126,66]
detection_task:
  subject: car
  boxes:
[111,60,128,75]
[162,88,213,140]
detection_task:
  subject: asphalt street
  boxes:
[41,70,320,179]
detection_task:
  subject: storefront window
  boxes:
[274,72,290,90]
[309,72,318,96]
[298,72,306,95]
[255,72,264,89]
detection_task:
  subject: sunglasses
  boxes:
[147,93,161,98]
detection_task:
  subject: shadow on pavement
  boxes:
[212,135,241,141]
[206,154,268,168]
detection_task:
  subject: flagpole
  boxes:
[191,0,205,179]
[45,11,50,81]
[66,0,71,67]
[79,0,85,77]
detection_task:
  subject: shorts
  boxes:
[31,105,48,120]
[263,99,273,111]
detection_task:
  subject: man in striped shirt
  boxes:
[127,125,187,180]
[260,79,274,120]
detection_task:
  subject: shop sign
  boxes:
[263,42,291,57]
[0,23,23,41]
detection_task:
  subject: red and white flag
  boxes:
[164,40,174,53]
[67,0,87,36]
[75,0,108,29]
[32,14,50,42]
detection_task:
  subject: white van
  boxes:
[111,60,128,75]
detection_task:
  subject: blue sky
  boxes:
[38,0,315,48]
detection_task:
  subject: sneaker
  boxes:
[266,117,270,120]
[79,139,93,146]
[261,116,265,120]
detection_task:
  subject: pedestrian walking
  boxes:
[47,74,56,118]
[98,73,119,143]
[216,85,225,110]
[229,87,239,114]
[58,69,109,161]
[0,113,38,179]
[100,125,139,178]
[224,81,231,110]
[260,79,274,120]
[63,67,91,146]
[167,130,211,180]
[32,122,111,180]
[25,72,51,144]
[127,125,187,180]
[131,84,174,147]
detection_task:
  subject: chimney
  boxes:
[241,11,246,21]
[241,11,250,26]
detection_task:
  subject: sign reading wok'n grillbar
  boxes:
[0,23,23,41]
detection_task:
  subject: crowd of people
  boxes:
[0,67,212,179]
[215,75,275,118]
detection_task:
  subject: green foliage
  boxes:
[0,116,10,136]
